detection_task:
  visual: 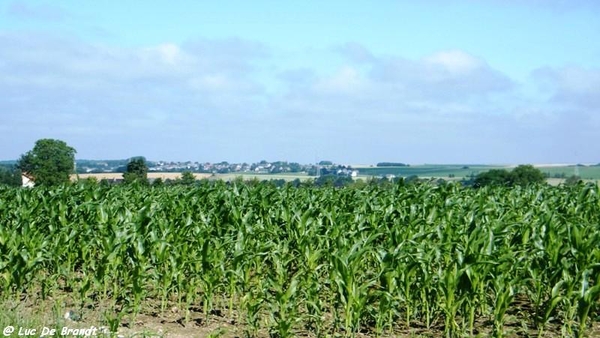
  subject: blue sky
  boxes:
[1,0,598,164]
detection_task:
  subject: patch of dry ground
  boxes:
[4,294,600,338]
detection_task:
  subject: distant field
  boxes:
[356,164,506,178]
[356,164,600,180]
[73,165,600,183]
[536,165,600,179]
[211,172,312,182]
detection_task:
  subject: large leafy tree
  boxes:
[474,165,546,188]
[17,139,76,187]
[510,164,546,186]
[473,169,512,188]
[123,157,148,184]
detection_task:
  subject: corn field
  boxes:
[0,181,599,337]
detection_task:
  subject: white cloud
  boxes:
[0,32,271,157]
[532,66,600,113]
[424,50,483,74]
[314,66,364,95]
[153,43,184,66]
[0,32,596,163]
[299,46,514,117]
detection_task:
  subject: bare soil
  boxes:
[4,293,600,338]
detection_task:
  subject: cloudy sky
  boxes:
[1,1,598,164]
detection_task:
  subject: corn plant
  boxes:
[0,181,599,336]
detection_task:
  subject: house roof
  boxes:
[22,172,35,181]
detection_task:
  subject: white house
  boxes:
[21,173,35,188]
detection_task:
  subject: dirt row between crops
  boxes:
[5,294,600,338]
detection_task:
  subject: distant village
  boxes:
[75,159,360,177]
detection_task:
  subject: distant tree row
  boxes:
[376,162,409,167]
[150,171,197,187]
[8,138,591,189]
[307,165,354,176]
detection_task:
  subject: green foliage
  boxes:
[180,171,196,185]
[474,165,546,188]
[288,162,302,172]
[510,164,546,186]
[376,162,409,167]
[79,177,98,186]
[314,174,353,187]
[565,175,582,186]
[404,174,420,184]
[0,166,21,187]
[123,157,148,185]
[1,183,599,336]
[16,138,76,187]
[152,177,164,187]
[351,178,366,189]
[474,169,512,187]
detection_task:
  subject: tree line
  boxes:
[0,138,582,188]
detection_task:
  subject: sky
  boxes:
[1,0,599,164]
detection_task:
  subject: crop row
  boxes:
[0,181,599,337]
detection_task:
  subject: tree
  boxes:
[315,174,352,187]
[290,178,302,187]
[180,171,196,185]
[510,164,546,186]
[0,165,22,187]
[17,139,76,186]
[473,169,512,188]
[289,162,302,173]
[152,177,164,187]
[564,175,582,186]
[123,157,148,184]
[473,165,546,188]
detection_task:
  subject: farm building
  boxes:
[21,172,35,188]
